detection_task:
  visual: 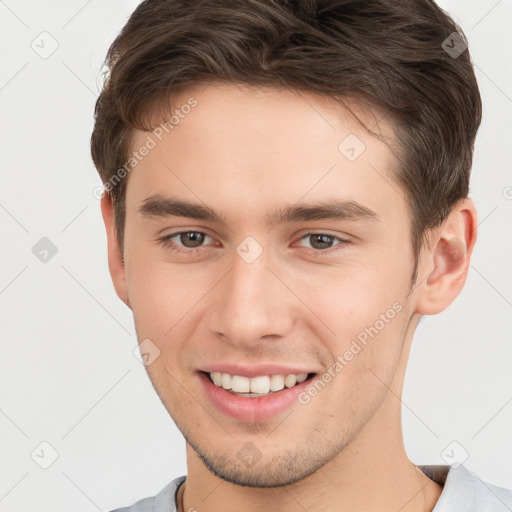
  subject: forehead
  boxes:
[126,83,405,224]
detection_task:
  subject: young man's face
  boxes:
[116,83,422,486]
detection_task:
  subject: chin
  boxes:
[186,434,344,488]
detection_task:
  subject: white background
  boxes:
[0,1,511,510]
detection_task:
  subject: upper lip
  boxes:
[200,364,317,378]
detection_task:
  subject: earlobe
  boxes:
[415,199,477,315]
[100,193,131,309]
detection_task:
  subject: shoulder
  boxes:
[424,464,512,511]
[108,476,185,512]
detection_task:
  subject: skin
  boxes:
[102,83,477,512]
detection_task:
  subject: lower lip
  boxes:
[198,372,314,423]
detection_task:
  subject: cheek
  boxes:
[291,260,407,339]
[286,256,411,395]
[125,254,201,338]
[125,250,230,371]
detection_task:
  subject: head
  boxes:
[92,0,481,487]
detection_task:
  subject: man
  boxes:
[91,0,512,510]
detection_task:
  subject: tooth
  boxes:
[250,376,270,394]
[270,374,285,391]
[221,373,232,389]
[215,372,308,393]
[284,374,297,388]
[231,375,250,393]
[211,372,222,386]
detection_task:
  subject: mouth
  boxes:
[198,369,317,422]
[205,371,316,397]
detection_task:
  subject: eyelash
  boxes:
[157,231,350,255]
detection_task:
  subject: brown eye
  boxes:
[295,233,349,253]
[159,231,214,251]
[179,232,205,248]
[308,234,335,250]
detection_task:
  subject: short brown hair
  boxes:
[91,0,482,279]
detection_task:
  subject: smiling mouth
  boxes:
[203,371,317,397]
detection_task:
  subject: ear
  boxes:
[100,193,131,309]
[414,198,477,315]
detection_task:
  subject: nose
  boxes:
[208,249,295,348]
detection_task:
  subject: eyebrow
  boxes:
[138,194,379,226]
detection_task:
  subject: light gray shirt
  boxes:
[110,465,512,511]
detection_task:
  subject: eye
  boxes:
[159,231,214,251]
[296,233,348,252]
[157,231,348,255]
